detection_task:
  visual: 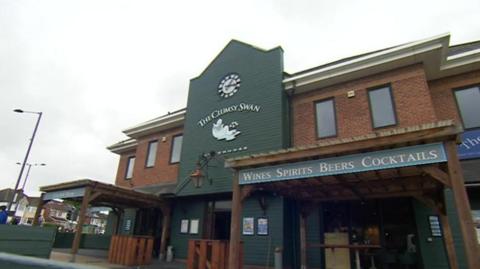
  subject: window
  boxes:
[170,135,183,163]
[145,140,158,167]
[368,86,397,128]
[454,86,480,129]
[125,156,135,179]
[315,99,337,138]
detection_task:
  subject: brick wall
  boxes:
[114,126,183,188]
[115,149,136,188]
[292,64,438,146]
[429,70,480,126]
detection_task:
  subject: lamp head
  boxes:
[13,109,24,113]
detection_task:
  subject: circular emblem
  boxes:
[218,73,241,98]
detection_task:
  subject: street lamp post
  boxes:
[13,162,46,214]
[7,109,43,214]
[15,162,47,191]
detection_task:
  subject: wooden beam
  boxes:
[312,190,426,202]
[333,175,365,200]
[300,213,307,269]
[87,191,102,204]
[439,213,459,269]
[420,166,451,188]
[445,140,480,269]
[227,124,460,168]
[32,193,45,226]
[228,172,242,269]
[159,206,172,261]
[71,186,91,262]
[241,185,256,201]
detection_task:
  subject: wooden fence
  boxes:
[108,235,153,266]
[187,240,243,269]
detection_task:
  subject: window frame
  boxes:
[367,84,398,129]
[145,140,158,168]
[314,98,338,139]
[124,156,135,180]
[169,134,183,164]
[453,84,480,130]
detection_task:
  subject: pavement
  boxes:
[50,249,186,269]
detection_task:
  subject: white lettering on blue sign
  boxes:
[458,129,480,160]
[238,143,447,185]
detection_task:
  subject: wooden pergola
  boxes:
[35,179,172,262]
[226,121,480,269]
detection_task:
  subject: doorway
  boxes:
[204,200,232,240]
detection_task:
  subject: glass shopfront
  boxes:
[321,198,418,269]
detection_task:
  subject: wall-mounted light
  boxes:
[190,162,204,188]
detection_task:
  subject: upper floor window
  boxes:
[145,140,158,168]
[454,86,480,129]
[170,135,183,163]
[368,86,397,128]
[315,99,337,138]
[125,156,135,179]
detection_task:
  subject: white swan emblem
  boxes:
[212,119,241,141]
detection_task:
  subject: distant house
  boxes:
[19,196,41,225]
[83,209,108,234]
[0,188,29,222]
[43,200,77,231]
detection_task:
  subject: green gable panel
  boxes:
[176,40,287,196]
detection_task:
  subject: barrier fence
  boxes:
[108,235,153,266]
[187,240,243,269]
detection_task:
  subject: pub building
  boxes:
[106,33,480,269]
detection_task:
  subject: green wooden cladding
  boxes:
[0,225,56,258]
[241,195,284,266]
[177,40,287,196]
[413,190,468,269]
[169,195,287,267]
[170,198,205,259]
[53,233,111,250]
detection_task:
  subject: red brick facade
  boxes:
[429,70,480,125]
[293,64,442,146]
[115,127,183,188]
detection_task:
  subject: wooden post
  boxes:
[228,172,242,269]
[445,141,480,269]
[300,213,307,269]
[439,213,459,269]
[159,205,171,261]
[187,240,195,269]
[32,193,45,226]
[70,186,91,262]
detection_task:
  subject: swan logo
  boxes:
[212,119,241,141]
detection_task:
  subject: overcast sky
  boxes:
[1,0,479,197]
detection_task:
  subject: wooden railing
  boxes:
[187,240,243,269]
[108,235,153,266]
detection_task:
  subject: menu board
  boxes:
[429,215,442,237]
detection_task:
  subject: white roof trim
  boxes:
[123,109,186,138]
[107,139,138,154]
[284,33,449,85]
[283,33,480,93]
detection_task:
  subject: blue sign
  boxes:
[239,143,447,185]
[458,129,480,160]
